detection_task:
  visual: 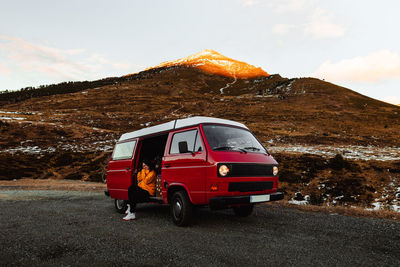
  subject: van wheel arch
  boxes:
[167,185,190,204]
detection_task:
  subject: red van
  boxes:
[105,116,283,226]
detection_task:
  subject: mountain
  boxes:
[144,49,269,79]
[1,51,399,208]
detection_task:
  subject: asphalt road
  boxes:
[0,189,399,266]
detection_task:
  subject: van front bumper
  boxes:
[209,192,284,210]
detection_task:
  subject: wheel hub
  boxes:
[173,200,182,217]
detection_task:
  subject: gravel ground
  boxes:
[0,189,399,266]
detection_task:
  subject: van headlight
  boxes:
[273,166,279,176]
[219,165,230,176]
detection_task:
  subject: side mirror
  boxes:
[178,141,189,153]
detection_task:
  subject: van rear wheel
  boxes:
[101,169,107,184]
[170,191,192,226]
[233,204,254,217]
[114,199,128,214]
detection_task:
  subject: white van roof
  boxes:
[118,116,248,142]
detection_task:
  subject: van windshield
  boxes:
[202,124,267,154]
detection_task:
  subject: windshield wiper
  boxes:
[213,146,247,153]
[243,147,261,151]
[213,146,235,151]
[236,148,247,153]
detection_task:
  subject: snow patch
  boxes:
[0,110,42,115]
[220,74,237,94]
[288,198,309,205]
[140,122,152,127]
[255,95,277,98]
[269,144,400,161]
[0,116,26,121]
[1,146,56,154]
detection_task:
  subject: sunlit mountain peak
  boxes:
[147,49,269,79]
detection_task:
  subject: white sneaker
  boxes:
[123,212,136,221]
[125,204,131,214]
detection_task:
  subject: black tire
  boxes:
[170,191,193,226]
[233,204,254,217]
[114,199,128,214]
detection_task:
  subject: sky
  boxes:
[0,0,399,105]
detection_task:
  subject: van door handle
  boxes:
[164,165,171,168]
[125,167,130,170]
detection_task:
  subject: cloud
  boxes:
[0,63,12,75]
[0,35,140,87]
[87,54,132,70]
[0,36,85,79]
[270,4,345,40]
[313,50,400,83]
[303,8,345,39]
[270,0,311,13]
[272,24,296,35]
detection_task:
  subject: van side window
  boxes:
[170,130,197,154]
[194,132,203,152]
[112,140,136,160]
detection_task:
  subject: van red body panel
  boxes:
[207,151,278,165]
[106,139,138,200]
[161,182,192,203]
[106,158,132,200]
[162,127,208,204]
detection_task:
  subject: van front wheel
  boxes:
[114,199,128,214]
[170,191,192,226]
[233,204,254,217]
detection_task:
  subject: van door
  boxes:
[107,139,137,200]
[163,127,207,204]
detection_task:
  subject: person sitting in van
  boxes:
[123,159,156,221]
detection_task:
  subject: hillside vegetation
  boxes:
[1,64,399,210]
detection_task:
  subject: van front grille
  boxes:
[228,181,273,192]
[218,163,276,177]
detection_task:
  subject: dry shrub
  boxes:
[329,154,361,172]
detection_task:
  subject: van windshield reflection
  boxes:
[202,125,267,154]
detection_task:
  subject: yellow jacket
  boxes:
[137,169,156,196]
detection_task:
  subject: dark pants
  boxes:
[127,184,150,212]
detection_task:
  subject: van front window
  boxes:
[202,125,267,153]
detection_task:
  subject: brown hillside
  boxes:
[1,64,399,209]
[2,65,399,147]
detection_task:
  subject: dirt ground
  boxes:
[0,178,106,192]
[1,178,399,222]
[0,186,399,266]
